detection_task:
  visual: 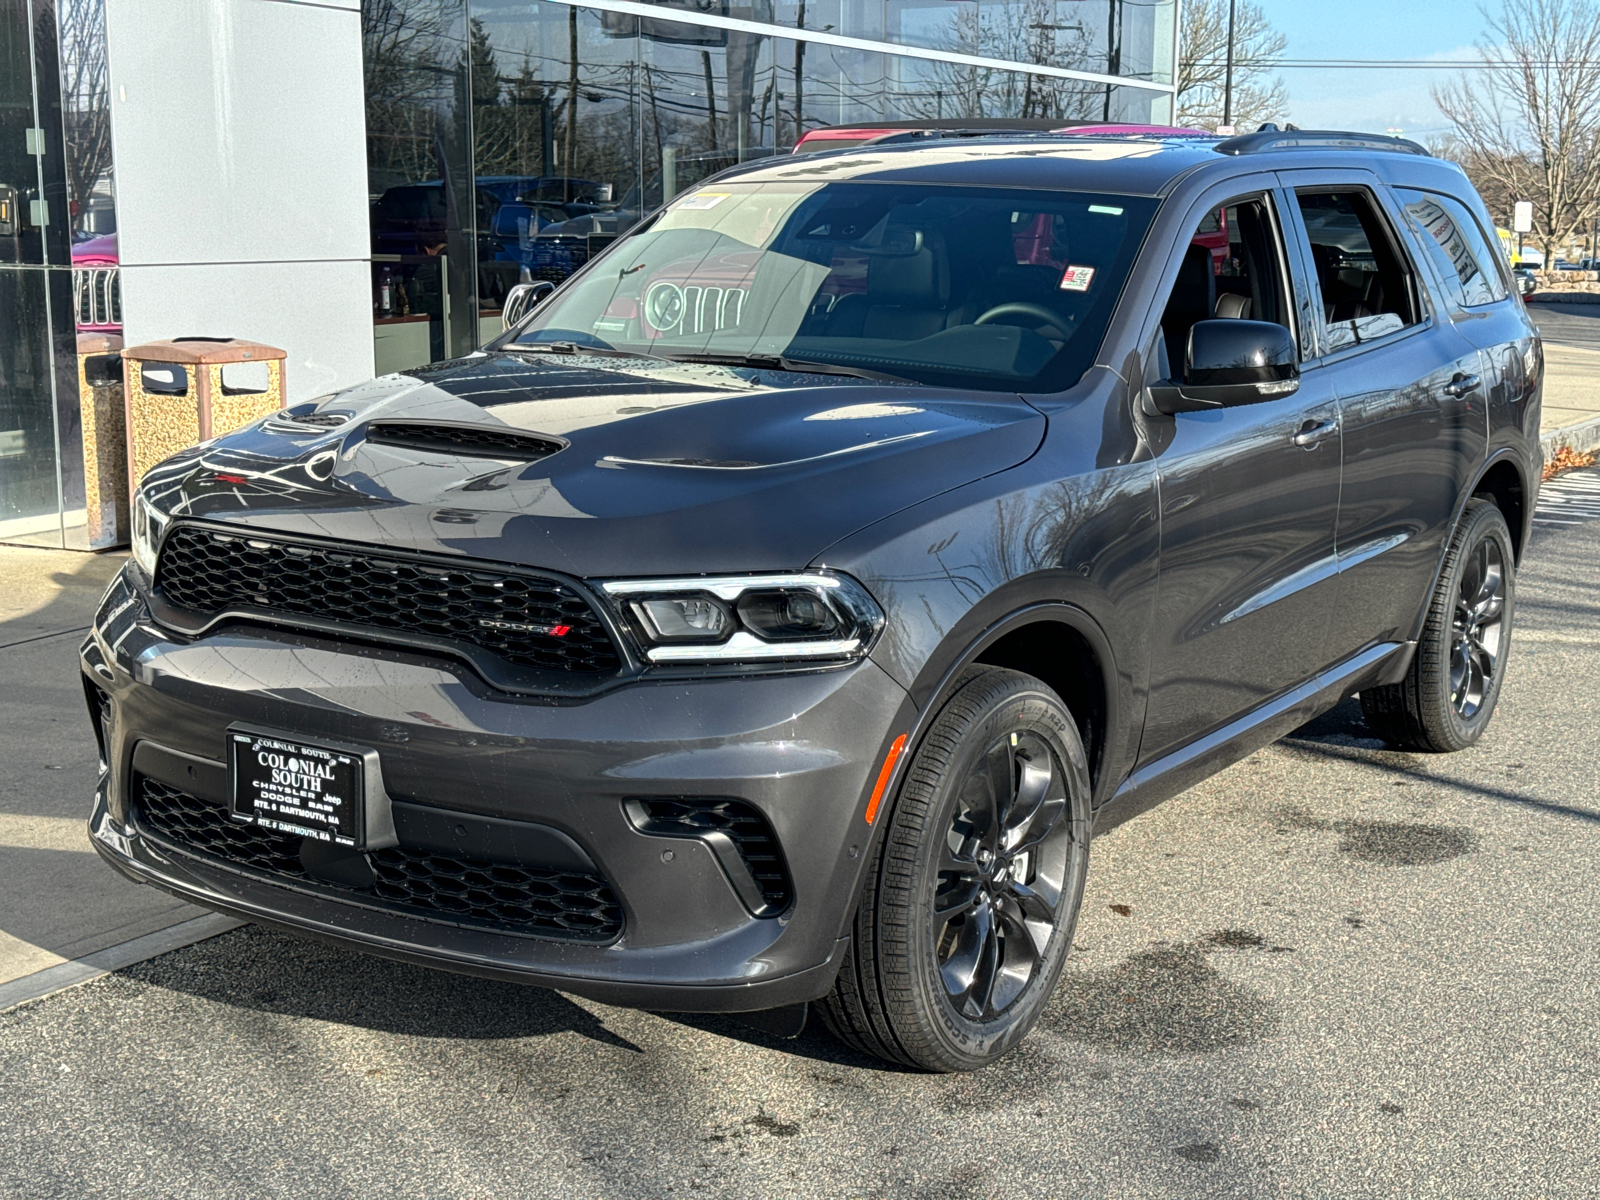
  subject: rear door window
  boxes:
[1394,188,1509,308]
[1293,189,1420,352]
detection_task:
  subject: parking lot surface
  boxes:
[4,474,1599,1200]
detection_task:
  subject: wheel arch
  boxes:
[899,602,1121,810]
[1469,451,1532,565]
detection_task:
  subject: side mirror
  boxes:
[502,280,555,330]
[1146,319,1300,415]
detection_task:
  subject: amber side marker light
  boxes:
[864,733,909,824]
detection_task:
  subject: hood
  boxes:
[149,352,1045,577]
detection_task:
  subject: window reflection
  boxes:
[365,0,1172,374]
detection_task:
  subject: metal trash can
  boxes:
[77,332,128,548]
[122,337,286,494]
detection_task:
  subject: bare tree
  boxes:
[1176,0,1287,132]
[57,0,114,230]
[1434,0,1600,265]
[905,0,1103,122]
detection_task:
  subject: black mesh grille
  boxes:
[636,798,791,912]
[365,422,563,461]
[134,777,623,941]
[155,526,621,675]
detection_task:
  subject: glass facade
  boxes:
[0,0,1170,547]
[362,0,1175,369]
[1,0,91,549]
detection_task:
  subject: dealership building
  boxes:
[1,0,1178,549]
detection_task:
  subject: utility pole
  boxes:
[1223,0,1236,130]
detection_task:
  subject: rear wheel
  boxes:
[819,666,1091,1072]
[1360,498,1515,752]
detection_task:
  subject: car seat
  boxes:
[823,229,953,340]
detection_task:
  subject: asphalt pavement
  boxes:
[3,471,1598,1199]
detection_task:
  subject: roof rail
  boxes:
[1215,124,1429,157]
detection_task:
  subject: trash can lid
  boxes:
[76,332,123,355]
[121,337,285,364]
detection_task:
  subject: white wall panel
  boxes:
[106,0,373,398]
[118,259,373,403]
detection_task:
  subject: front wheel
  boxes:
[820,666,1092,1072]
[1360,498,1516,752]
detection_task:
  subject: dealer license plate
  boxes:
[229,730,365,848]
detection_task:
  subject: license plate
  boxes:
[229,730,365,848]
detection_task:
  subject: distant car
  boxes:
[1513,265,1537,296]
[522,211,633,284]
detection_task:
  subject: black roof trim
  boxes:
[1215,126,1430,157]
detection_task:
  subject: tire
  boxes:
[1360,497,1516,752]
[819,665,1092,1072]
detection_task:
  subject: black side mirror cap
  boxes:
[1144,318,1300,416]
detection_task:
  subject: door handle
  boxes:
[1445,373,1481,397]
[1292,417,1337,447]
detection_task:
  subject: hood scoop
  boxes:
[365,420,566,461]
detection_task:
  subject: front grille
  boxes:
[634,797,791,914]
[155,526,621,676]
[74,266,121,327]
[365,421,563,461]
[135,777,623,941]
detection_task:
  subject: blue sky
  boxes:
[1258,0,1492,138]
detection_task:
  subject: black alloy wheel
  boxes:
[934,729,1073,1021]
[1361,498,1516,752]
[1449,536,1507,721]
[820,665,1091,1072]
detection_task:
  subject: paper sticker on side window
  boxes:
[1059,265,1095,292]
[677,192,730,211]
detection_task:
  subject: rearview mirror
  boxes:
[1145,319,1299,416]
[502,280,555,330]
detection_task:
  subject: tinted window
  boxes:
[1295,190,1418,352]
[1157,193,1290,378]
[1395,188,1508,308]
[512,182,1157,393]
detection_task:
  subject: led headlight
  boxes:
[130,488,170,578]
[600,572,883,665]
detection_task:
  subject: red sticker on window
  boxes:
[1059,265,1095,292]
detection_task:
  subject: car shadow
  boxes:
[650,1009,911,1073]
[115,922,645,1051]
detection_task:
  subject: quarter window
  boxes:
[1294,190,1419,351]
[1395,188,1509,308]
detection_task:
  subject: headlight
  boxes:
[130,489,169,577]
[599,572,883,664]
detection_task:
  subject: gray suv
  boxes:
[86,127,1540,1071]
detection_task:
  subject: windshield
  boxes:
[505,181,1156,393]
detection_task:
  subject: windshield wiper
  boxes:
[508,340,660,361]
[660,351,916,385]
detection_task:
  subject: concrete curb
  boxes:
[1542,414,1600,461]
[0,914,246,1014]
[1528,292,1600,304]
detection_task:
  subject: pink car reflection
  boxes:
[72,233,121,333]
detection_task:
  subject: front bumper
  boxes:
[82,566,915,1011]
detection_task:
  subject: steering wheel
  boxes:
[973,302,1071,341]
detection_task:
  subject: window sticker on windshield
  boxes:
[677,192,730,211]
[1059,265,1095,292]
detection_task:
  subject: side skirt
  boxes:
[1093,640,1411,835]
